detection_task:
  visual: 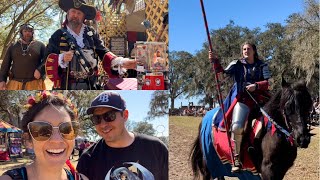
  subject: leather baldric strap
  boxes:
[60,28,94,75]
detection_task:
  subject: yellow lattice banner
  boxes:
[145,0,168,44]
[97,2,127,78]
[99,11,127,51]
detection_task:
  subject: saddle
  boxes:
[212,114,272,174]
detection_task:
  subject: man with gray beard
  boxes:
[45,0,136,90]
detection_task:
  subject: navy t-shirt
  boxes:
[76,133,168,180]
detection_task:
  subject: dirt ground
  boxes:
[169,116,320,180]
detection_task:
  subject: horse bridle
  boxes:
[282,110,292,132]
[245,89,295,145]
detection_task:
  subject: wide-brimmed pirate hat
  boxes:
[59,0,96,20]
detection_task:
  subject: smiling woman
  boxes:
[0,91,88,180]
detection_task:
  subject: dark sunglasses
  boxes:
[91,110,121,125]
[28,121,79,141]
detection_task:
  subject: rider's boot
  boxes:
[232,155,242,172]
[231,135,243,173]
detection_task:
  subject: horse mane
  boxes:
[292,80,308,91]
[292,80,313,115]
[263,88,286,122]
[263,80,312,124]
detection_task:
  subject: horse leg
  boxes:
[202,167,212,180]
[247,145,262,171]
[261,156,290,180]
[202,166,225,180]
[247,123,265,172]
[260,132,297,180]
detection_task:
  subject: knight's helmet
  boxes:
[19,24,34,40]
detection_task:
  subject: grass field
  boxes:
[169,116,320,180]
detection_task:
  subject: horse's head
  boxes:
[280,78,313,148]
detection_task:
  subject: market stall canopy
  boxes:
[0,120,23,133]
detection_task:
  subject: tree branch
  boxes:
[1,0,36,60]
[24,3,55,25]
[0,1,18,15]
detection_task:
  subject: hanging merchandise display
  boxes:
[8,133,23,158]
[135,42,167,90]
[0,120,23,161]
[0,132,9,161]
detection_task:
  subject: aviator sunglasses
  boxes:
[91,110,121,125]
[28,121,79,141]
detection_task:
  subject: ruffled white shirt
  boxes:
[58,24,85,68]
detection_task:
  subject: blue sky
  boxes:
[170,0,305,107]
[115,91,168,137]
[170,0,304,54]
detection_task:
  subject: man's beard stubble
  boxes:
[22,35,33,43]
[68,18,82,29]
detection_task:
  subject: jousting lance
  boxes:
[199,0,236,166]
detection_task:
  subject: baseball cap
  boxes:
[87,91,126,115]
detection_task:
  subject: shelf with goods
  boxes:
[0,132,9,161]
[8,133,23,158]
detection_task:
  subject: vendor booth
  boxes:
[0,120,23,161]
[97,0,168,90]
[43,0,168,90]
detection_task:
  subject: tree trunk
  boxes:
[209,96,214,109]
[170,97,175,111]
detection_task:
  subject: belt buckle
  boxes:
[70,71,89,79]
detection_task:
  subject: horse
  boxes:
[190,79,313,180]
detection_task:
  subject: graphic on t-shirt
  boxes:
[105,162,154,180]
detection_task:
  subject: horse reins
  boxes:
[245,89,295,145]
[282,110,292,132]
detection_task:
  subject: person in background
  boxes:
[78,141,85,157]
[77,91,168,180]
[0,24,46,90]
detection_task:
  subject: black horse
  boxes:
[190,79,313,180]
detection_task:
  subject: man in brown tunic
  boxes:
[0,24,46,90]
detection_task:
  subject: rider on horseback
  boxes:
[209,41,272,172]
